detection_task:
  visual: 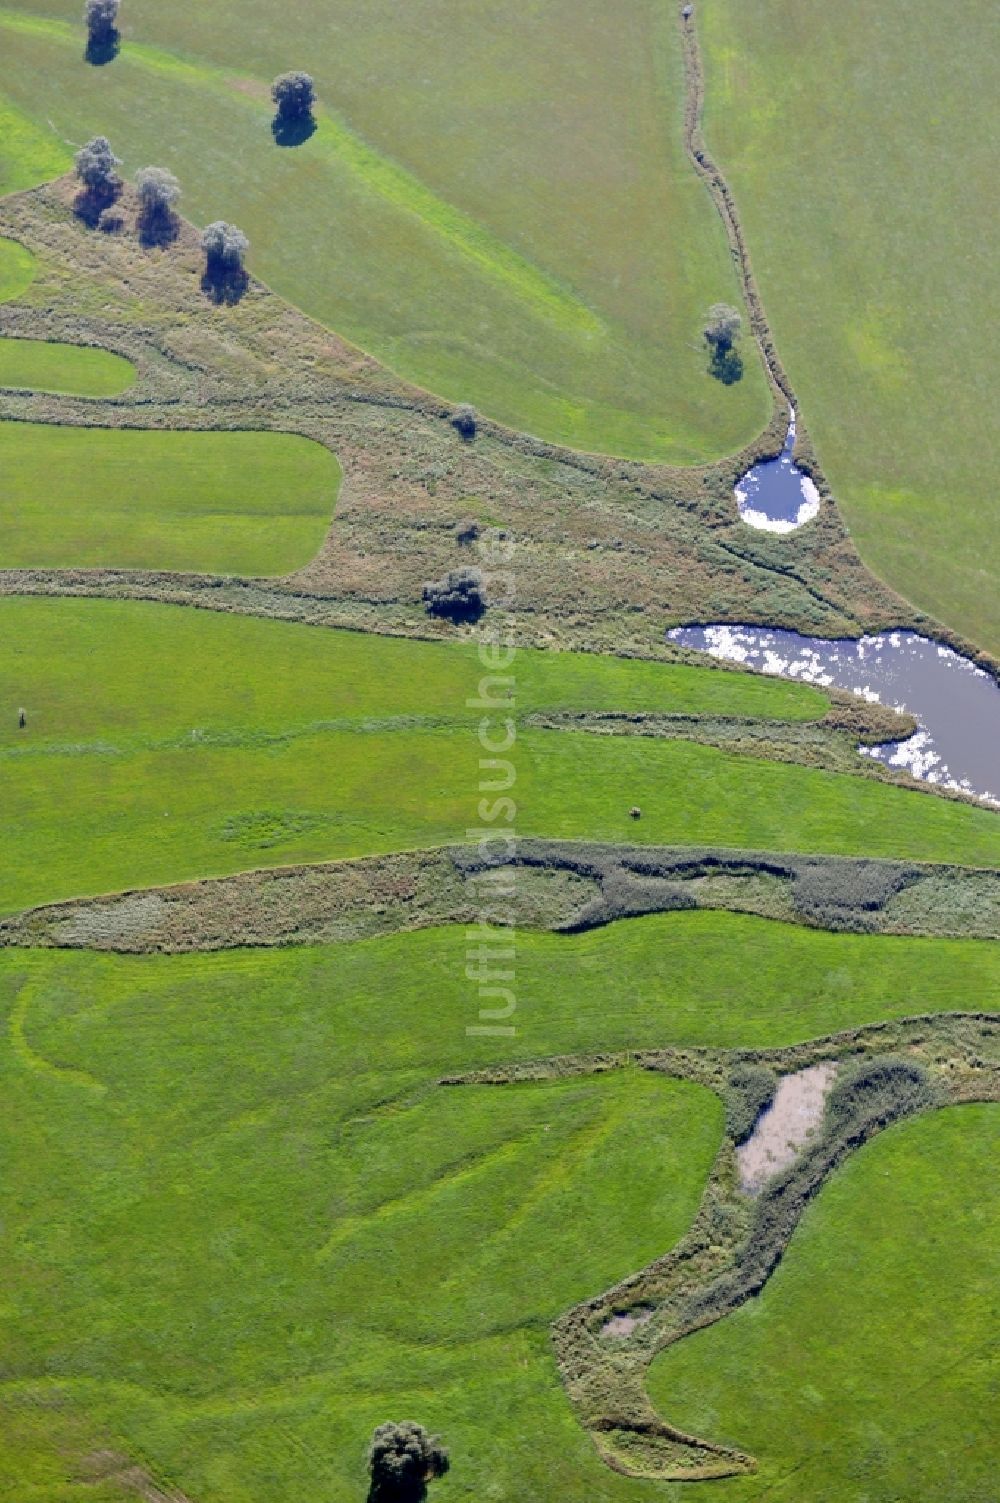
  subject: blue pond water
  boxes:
[669,624,1000,806]
[736,411,820,532]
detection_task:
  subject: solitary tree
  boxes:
[703,303,742,353]
[703,302,743,384]
[271,70,316,144]
[450,403,477,440]
[422,566,486,624]
[135,165,180,243]
[367,1422,449,1503]
[272,71,315,121]
[84,0,120,63]
[202,221,249,272]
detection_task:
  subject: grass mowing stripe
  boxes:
[0,338,135,395]
[0,8,602,338]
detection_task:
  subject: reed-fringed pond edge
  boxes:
[734,411,820,532]
[671,625,1000,805]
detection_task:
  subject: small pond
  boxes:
[736,410,819,532]
[669,624,1000,806]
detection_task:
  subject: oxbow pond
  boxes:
[669,624,1000,806]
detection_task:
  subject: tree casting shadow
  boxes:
[84,28,120,66]
[73,180,121,229]
[138,207,180,249]
[201,265,250,305]
[271,113,317,148]
[709,346,744,385]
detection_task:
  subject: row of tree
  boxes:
[74,135,250,286]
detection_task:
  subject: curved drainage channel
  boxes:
[669,625,1000,806]
[736,410,819,532]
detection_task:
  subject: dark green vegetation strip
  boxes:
[0,338,134,396]
[2,599,998,914]
[0,423,339,572]
[647,1105,999,1500]
[698,0,1000,655]
[0,2,771,462]
[7,841,998,953]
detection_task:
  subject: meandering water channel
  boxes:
[669,624,1000,806]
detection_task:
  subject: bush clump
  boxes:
[367,1421,449,1503]
[725,1062,778,1144]
[450,404,477,440]
[422,567,486,624]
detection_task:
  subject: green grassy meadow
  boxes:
[0,4,770,461]
[0,934,995,1500]
[0,336,135,395]
[0,233,35,301]
[700,0,999,654]
[0,423,339,572]
[648,1105,999,1502]
[3,598,998,913]
[0,90,67,196]
[0,4,996,1498]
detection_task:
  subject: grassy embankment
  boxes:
[3,598,999,915]
[699,0,999,655]
[0,2,771,461]
[0,422,339,571]
[0,934,996,1501]
[648,1104,999,1502]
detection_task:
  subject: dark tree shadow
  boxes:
[709,345,744,385]
[137,206,180,248]
[271,112,316,147]
[73,179,121,228]
[84,27,120,65]
[201,264,250,305]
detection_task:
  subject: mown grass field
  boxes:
[0,91,67,196]
[3,598,999,914]
[648,1105,999,1501]
[0,233,35,301]
[0,4,771,461]
[0,336,134,395]
[700,0,999,655]
[0,931,994,1500]
[0,423,338,571]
